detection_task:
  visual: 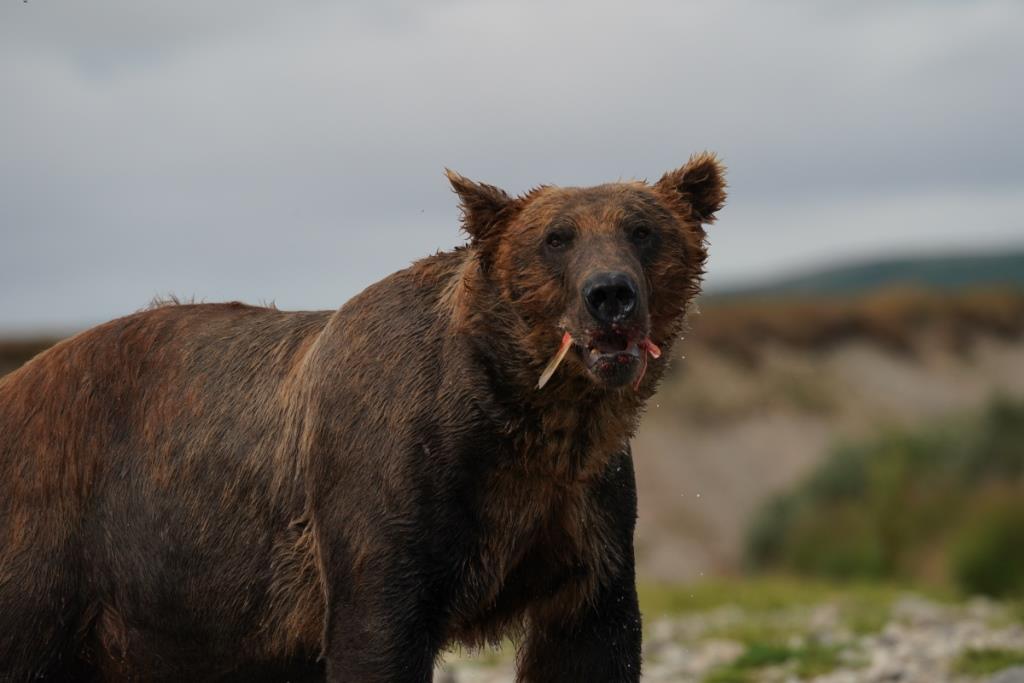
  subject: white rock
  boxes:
[990,666,1024,683]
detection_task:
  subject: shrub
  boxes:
[744,398,1024,586]
[951,493,1024,598]
[954,647,1024,676]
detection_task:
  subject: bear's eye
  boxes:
[630,224,652,243]
[545,230,573,250]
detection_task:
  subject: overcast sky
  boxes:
[2,1,1022,333]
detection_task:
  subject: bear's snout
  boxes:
[582,271,639,325]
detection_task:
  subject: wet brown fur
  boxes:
[0,154,725,682]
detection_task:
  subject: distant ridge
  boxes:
[712,248,1024,298]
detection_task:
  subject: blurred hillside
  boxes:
[4,254,1024,586]
[0,338,57,376]
[633,286,1024,581]
[712,249,1024,298]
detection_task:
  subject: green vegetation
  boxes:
[639,577,912,621]
[953,647,1024,676]
[952,496,1024,598]
[745,397,1024,597]
[640,576,970,640]
[704,641,843,682]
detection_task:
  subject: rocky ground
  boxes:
[434,594,1024,682]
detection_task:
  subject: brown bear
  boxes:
[0,153,725,682]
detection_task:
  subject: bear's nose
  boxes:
[583,272,638,324]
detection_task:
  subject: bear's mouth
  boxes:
[581,330,655,390]
[582,328,661,388]
[584,328,641,367]
[535,328,661,390]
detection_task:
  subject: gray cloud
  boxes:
[1,0,1021,331]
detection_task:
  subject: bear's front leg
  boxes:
[516,449,643,682]
[516,564,642,682]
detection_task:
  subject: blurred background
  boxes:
[3,2,1023,681]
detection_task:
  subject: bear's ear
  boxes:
[446,169,516,243]
[654,152,727,224]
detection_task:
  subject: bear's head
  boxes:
[447,153,725,392]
